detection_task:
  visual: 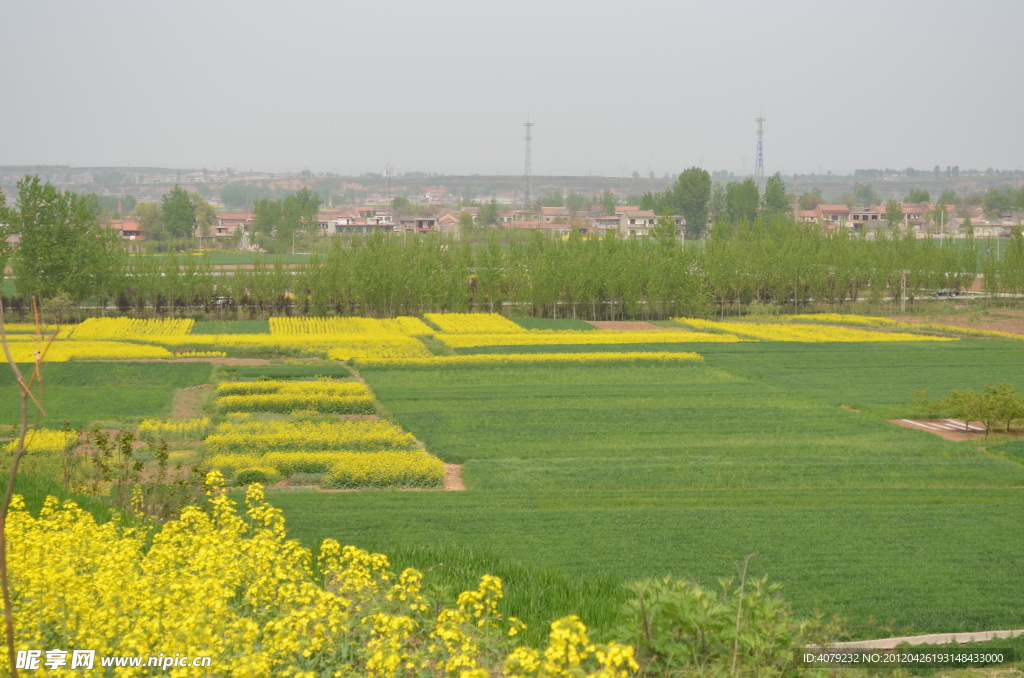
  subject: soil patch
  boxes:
[444,464,465,491]
[170,384,214,420]
[890,418,1017,442]
[892,311,1024,336]
[79,358,271,365]
[586,321,674,331]
[337,414,379,421]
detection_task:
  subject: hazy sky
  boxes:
[2,0,1022,177]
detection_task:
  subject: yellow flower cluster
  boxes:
[2,427,77,456]
[271,316,435,336]
[138,418,210,439]
[322,450,445,489]
[436,331,739,348]
[674,318,958,342]
[218,380,368,397]
[505,615,638,678]
[789,313,1024,341]
[356,352,705,368]
[209,451,371,476]
[0,323,60,335]
[67,317,195,339]
[151,333,432,359]
[4,477,630,676]
[204,419,417,455]
[217,393,377,415]
[327,340,434,360]
[425,313,528,334]
[174,350,228,358]
[3,338,175,362]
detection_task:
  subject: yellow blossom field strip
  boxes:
[673,318,958,342]
[788,313,1024,341]
[355,351,705,368]
[216,393,377,415]
[2,428,78,455]
[217,380,368,397]
[204,419,418,455]
[270,316,434,336]
[434,331,739,348]
[138,418,210,439]
[147,333,432,358]
[323,450,446,489]
[67,317,195,339]
[424,313,528,334]
[3,338,176,362]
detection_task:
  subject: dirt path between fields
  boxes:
[826,629,1024,650]
[892,310,1024,335]
[171,384,214,420]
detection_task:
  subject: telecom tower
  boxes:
[523,120,534,213]
[385,163,394,206]
[754,116,765,190]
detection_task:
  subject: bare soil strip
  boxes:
[892,419,989,441]
[170,384,214,420]
[827,629,1024,650]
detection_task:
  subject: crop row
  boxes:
[435,331,740,348]
[137,418,210,439]
[270,316,434,336]
[2,428,78,455]
[789,313,1024,341]
[217,393,376,415]
[67,317,195,339]
[204,419,418,455]
[355,351,705,368]
[424,313,527,334]
[674,318,959,342]
[217,380,366,397]
[4,338,175,362]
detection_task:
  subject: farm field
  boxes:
[3,315,1024,649]
[270,339,1024,643]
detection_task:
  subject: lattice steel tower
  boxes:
[523,120,534,213]
[754,116,765,190]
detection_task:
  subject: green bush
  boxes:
[234,467,281,486]
[613,572,844,677]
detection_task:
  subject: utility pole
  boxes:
[523,120,533,214]
[754,116,765,191]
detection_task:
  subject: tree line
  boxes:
[3,176,1024,321]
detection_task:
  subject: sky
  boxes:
[2,0,1022,177]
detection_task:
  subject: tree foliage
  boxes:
[10,176,125,300]
[762,173,789,214]
[161,185,196,240]
[726,179,759,224]
[671,167,712,239]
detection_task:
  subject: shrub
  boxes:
[234,467,281,486]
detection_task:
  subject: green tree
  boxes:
[10,176,124,300]
[905,188,930,203]
[798,189,823,210]
[478,199,500,226]
[601,191,617,216]
[982,187,1014,218]
[132,202,164,241]
[885,199,905,234]
[191,193,218,241]
[726,178,759,224]
[762,173,790,214]
[0,190,12,273]
[161,185,196,240]
[671,167,712,238]
[458,211,475,232]
[651,212,679,246]
[853,182,878,205]
[566,193,589,213]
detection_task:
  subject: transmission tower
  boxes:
[754,116,765,190]
[523,120,534,213]
[385,163,394,208]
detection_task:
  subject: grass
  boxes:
[0,362,213,428]
[270,341,1024,643]
[510,318,599,331]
